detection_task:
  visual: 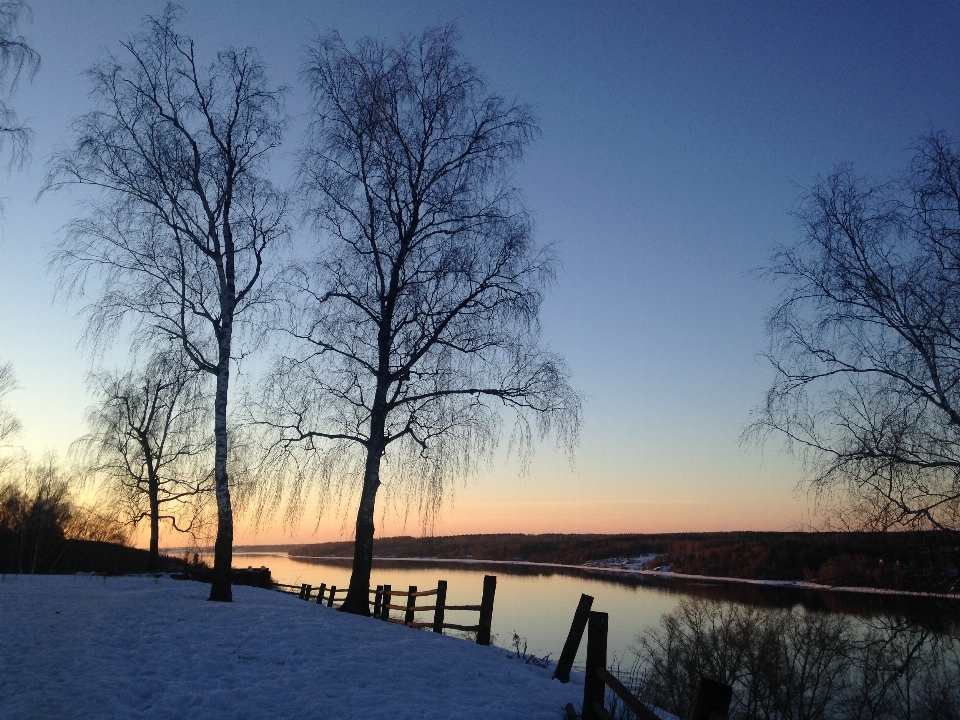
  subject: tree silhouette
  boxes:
[46,6,288,600]
[77,352,212,571]
[262,26,580,614]
[0,0,39,170]
[752,132,960,533]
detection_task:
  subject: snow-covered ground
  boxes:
[581,554,661,571]
[0,575,582,719]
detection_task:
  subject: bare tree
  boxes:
[261,26,580,614]
[0,0,38,170]
[750,131,960,534]
[0,453,74,574]
[46,6,288,600]
[76,351,213,571]
[629,598,959,720]
[0,362,20,471]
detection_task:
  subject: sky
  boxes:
[1,1,959,545]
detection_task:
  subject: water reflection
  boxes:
[235,553,960,670]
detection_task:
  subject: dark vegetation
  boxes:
[293,531,960,593]
[620,598,960,720]
[0,478,182,574]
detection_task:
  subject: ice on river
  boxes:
[0,574,581,719]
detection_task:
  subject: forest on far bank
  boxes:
[292,531,960,593]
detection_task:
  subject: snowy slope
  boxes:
[0,575,581,719]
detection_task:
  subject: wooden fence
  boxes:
[275,575,497,646]
[575,611,732,720]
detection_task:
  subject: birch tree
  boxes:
[262,26,580,614]
[0,0,39,169]
[46,6,288,600]
[77,352,212,571]
[0,362,20,474]
[751,132,960,533]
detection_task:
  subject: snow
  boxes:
[0,574,582,719]
[582,555,660,571]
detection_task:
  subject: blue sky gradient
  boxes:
[2,1,959,541]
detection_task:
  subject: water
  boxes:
[233,553,960,671]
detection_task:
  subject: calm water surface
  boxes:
[233,553,960,671]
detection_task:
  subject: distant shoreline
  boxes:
[164,530,960,598]
[227,551,960,602]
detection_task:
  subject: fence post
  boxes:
[327,585,336,608]
[404,585,417,625]
[691,676,733,720]
[381,584,392,621]
[303,584,312,601]
[299,583,308,600]
[433,580,447,634]
[582,611,608,720]
[316,583,326,605]
[373,585,383,617]
[476,575,497,646]
[554,593,594,683]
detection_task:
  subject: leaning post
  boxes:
[316,583,326,605]
[582,611,608,720]
[476,575,497,646]
[554,593,594,683]
[327,585,337,608]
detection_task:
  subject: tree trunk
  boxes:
[208,353,233,602]
[148,488,159,573]
[147,460,159,573]
[339,442,383,615]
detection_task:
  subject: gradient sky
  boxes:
[2,1,959,544]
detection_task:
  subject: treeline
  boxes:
[292,531,960,592]
[0,461,182,575]
[656,532,960,592]
[295,533,667,564]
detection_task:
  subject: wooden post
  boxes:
[432,580,447,634]
[373,585,383,617]
[691,677,733,720]
[316,583,326,604]
[327,585,336,608]
[381,584,391,620]
[554,593,594,683]
[404,585,417,625]
[298,583,308,599]
[582,611,608,720]
[476,575,497,646]
[303,584,312,601]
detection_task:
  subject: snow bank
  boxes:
[0,575,581,719]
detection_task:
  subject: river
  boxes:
[232,552,960,672]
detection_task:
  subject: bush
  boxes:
[625,598,960,720]
[0,455,133,574]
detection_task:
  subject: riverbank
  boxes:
[282,553,960,602]
[0,574,580,719]
[287,532,960,594]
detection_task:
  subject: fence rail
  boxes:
[276,575,497,645]
[579,611,732,720]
